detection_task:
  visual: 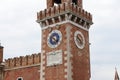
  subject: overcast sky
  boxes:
[0,0,120,80]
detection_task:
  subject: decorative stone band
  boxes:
[37,2,93,30]
[4,63,40,71]
[40,50,45,80]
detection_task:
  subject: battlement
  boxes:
[5,53,40,69]
[37,2,93,29]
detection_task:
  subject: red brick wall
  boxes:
[70,24,90,80]
[4,66,40,80]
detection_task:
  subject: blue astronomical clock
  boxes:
[47,30,62,48]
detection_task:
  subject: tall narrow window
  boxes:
[72,0,77,5]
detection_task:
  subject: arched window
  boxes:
[54,0,61,4]
[72,0,77,5]
[17,77,23,80]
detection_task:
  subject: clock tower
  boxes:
[37,0,93,80]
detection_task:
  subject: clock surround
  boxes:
[47,30,62,48]
[74,30,85,49]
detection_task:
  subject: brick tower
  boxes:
[37,0,93,80]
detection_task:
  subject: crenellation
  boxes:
[87,12,91,20]
[46,8,51,17]
[81,9,84,17]
[76,6,80,15]
[86,11,89,19]
[15,57,22,67]
[83,10,86,17]
[5,59,10,68]
[70,3,74,12]
[64,2,70,11]
[60,3,65,13]
[22,56,28,66]
[27,55,33,65]
[73,3,77,14]
[37,11,42,20]
[42,10,46,20]
[4,53,40,69]
[79,7,82,16]
[47,0,54,8]
[90,13,92,21]
[34,53,41,64]
[51,7,55,16]
[85,11,89,19]
[9,58,15,68]
[37,3,93,28]
[55,5,60,14]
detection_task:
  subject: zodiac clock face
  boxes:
[74,31,85,49]
[47,30,62,48]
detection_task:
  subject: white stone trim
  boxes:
[64,68,67,72]
[45,20,49,26]
[47,30,62,48]
[42,71,45,75]
[40,50,44,80]
[64,63,67,67]
[41,20,89,31]
[42,66,45,70]
[58,16,62,22]
[42,61,45,64]
[64,57,67,60]
[16,77,23,80]
[64,75,67,79]
[64,51,67,55]
[5,63,40,71]
[74,30,85,49]
[65,26,73,80]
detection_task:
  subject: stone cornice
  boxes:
[4,63,40,71]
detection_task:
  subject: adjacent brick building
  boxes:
[0,0,93,80]
[0,46,40,80]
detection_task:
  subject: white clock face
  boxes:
[74,31,85,49]
[47,30,62,48]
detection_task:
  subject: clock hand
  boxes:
[52,36,57,43]
[77,35,83,44]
